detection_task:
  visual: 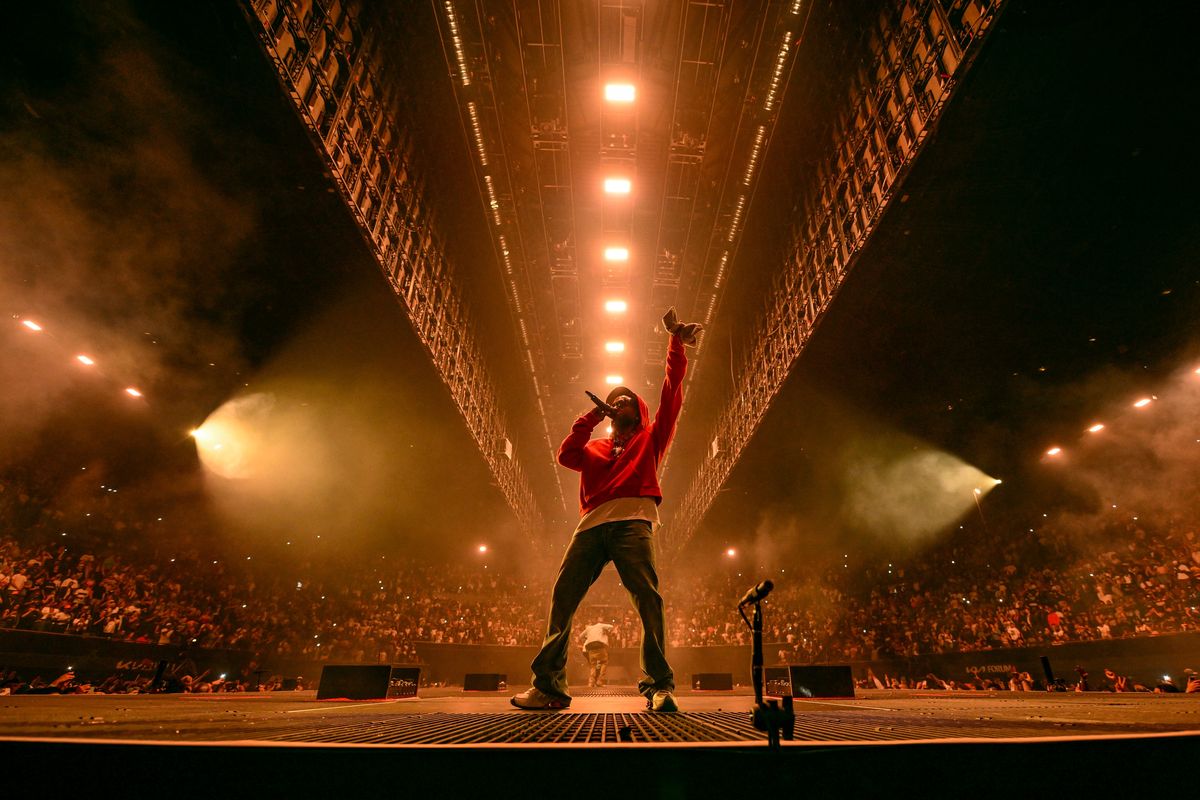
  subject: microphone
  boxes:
[738,579,774,607]
[585,390,616,417]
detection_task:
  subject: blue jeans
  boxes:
[531,519,674,699]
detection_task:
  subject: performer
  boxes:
[512,308,703,712]
[580,621,615,687]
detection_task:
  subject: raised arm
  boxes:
[651,333,687,457]
[557,408,606,471]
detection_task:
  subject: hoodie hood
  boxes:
[605,385,649,431]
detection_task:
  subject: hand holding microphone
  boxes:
[585,390,617,418]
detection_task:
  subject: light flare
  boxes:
[604,83,636,102]
[603,178,631,195]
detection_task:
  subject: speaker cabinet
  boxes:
[765,665,854,699]
[316,665,421,700]
[463,673,507,692]
[692,672,734,691]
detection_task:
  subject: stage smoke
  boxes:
[840,440,996,546]
[190,393,302,482]
[1046,361,1200,532]
[187,285,519,558]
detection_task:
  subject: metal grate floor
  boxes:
[262,710,1094,745]
[6,692,1199,746]
[269,712,763,744]
[569,686,643,698]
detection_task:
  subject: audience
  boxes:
[2,488,1199,694]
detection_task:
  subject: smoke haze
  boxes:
[1,3,255,468]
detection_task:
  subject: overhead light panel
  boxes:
[443,1,471,87]
[605,375,623,385]
[604,247,629,262]
[604,178,631,195]
[605,342,625,353]
[604,300,628,313]
[604,83,636,103]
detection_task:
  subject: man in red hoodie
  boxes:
[512,308,702,712]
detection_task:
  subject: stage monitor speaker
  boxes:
[1040,655,1055,684]
[692,673,734,691]
[463,673,507,692]
[316,665,421,700]
[764,665,854,699]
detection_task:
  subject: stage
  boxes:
[3,687,1200,744]
[3,688,1198,793]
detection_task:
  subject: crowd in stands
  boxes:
[0,668,307,695]
[2,493,1199,694]
[852,665,1200,693]
[763,511,1200,662]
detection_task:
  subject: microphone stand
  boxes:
[739,599,794,749]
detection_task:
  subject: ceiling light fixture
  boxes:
[603,178,631,195]
[604,83,636,103]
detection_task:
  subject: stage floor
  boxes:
[3,687,1199,746]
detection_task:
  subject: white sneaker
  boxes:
[649,690,679,712]
[510,687,571,710]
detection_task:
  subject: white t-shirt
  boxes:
[573,496,659,535]
[582,622,614,647]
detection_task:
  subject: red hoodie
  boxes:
[557,334,687,514]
